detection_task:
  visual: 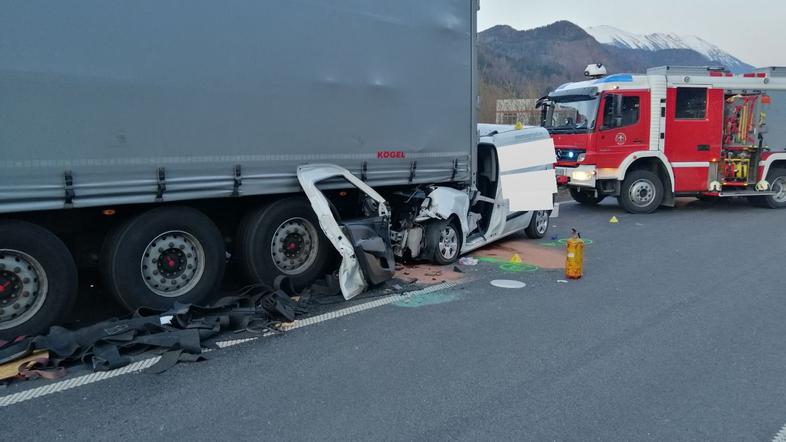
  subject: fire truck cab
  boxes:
[543,65,786,213]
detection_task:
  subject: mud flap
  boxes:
[297,165,395,300]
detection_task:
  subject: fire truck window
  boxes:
[602,95,640,129]
[676,88,708,119]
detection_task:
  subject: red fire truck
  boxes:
[542,65,786,213]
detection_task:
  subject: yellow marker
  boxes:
[610,216,619,224]
[510,254,523,264]
[514,121,524,130]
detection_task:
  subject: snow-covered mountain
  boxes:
[585,25,753,73]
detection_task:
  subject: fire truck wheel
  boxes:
[525,210,550,239]
[569,188,605,206]
[0,220,78,340]
[619,169,664,214]
[101,207,226,311]
[762,171,786,209]
[236,198,332,291]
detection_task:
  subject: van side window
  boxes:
[676,88,707,119]
[602,95,641,129]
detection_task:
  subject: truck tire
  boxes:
[101,207,226,311]
[424,218,463,265]
[236,198,332,291]
[759,169,786,209]
[570,187,605,206]
[0,220,77,340]
[525,210,550,239]
[619,169,664,214]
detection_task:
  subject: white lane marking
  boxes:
[0,282,460,408]
[773,423,786,442]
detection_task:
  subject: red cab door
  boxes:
[595,91,650,160]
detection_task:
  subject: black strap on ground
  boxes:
[17,281,304,375]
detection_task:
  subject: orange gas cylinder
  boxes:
[565,229,585,280]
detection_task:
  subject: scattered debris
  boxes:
[0,350,62,382]
[557,280,569,284]
[490,280,527,289]
[0,281,299,383]
[396,263,465,285]
[459,257,479,266]
[453,266,464,273]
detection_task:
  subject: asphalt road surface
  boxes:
[4,198,786,441]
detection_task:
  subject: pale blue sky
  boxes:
[478,0,785,67]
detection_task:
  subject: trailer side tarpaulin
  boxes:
[0,0,476,213]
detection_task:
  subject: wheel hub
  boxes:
[535,211,549,234]
[0,271,22,299]
[438,226,459,260]
[141,231,205,298]
[630,180,656,207]
[271,218,319,275]
[0,250,47,329]
[156,248,187,279]
[282,233,306,259]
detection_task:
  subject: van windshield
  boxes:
[542,96,600,134]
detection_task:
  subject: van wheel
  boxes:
[0,220,77,340]
[525,210,550,239]
[237,198,332,291]
[101,207,225,311]
[619,169,664,214]
[424,219,462,265]
[570,187,605,206]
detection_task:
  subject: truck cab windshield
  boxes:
[542,96,600,134]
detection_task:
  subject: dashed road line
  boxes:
[0,281,461,408]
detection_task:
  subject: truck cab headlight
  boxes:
[571,171,595,182]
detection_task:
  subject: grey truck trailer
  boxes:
[0,1,557,339]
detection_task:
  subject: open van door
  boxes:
[492,127,558,212]
[297,165,396,300]
[495,128,557,213]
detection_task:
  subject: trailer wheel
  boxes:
[619,169,664,214]
[569,187,605,206]
[424,219,462,265]
[525,210,550,239]
[101,207,225,311]
[236,198,332,291]
[0,220,77,340]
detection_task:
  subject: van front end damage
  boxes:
[297,165,396,300]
